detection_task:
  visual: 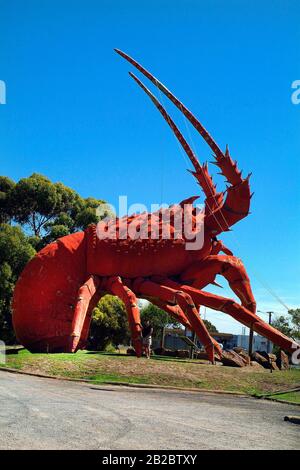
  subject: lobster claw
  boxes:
[179,195,199,208]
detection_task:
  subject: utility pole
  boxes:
[257,310,274,354]
[266,311,273,353]
[258,310,274,354]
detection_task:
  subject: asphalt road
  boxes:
[0,370,299,450]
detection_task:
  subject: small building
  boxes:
[163,328,187,350]
[211,333,236,350]
[234,334,270,352]
[157,328,272,353]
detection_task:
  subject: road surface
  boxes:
[0,370,299,450]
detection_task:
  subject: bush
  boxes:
[87,295,130,351]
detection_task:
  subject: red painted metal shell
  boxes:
[13,231,87,352]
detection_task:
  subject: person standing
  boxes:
[142,320,153,359]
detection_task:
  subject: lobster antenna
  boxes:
[129,72,219,204]
[115,48,225,160]
[129,72,200,172]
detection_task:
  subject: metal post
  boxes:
[190,331,196,359]
[248,326,254,357]
[267,311,273,354]
[265,311,273,373]
[160,326,166,350]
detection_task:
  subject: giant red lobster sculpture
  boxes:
[13,50,299,362]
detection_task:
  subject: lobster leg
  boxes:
[132,278,222,363]
[166,282,299,354]
[69,275,101,353]
[77,290,104,350]
[143,296,192,329]
[181,255,256,313]
[211,239,233,256]
[107,276,143,357]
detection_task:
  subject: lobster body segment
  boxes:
[85,222,212,278]
[12,50,300,360]
[12,223,211,352]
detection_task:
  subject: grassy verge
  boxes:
[1,349,300,395]
[266,391,300,404]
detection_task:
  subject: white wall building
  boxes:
[235,334,271,353]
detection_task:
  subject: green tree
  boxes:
[288,308,300,340]
[0,176,15,223]
[0,172,112,343]
[203,319,218,333]
[271,315,294,338]
[88,295,130,351]
[8,173,111,246]
[271,310,300,355]
[0,224,36,342]
[140,303,180,344]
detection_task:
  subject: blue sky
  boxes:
[1,0,299,333]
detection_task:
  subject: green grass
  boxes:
[267,390,300,404]
[88,373,152,385]
[2,349,300,396]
